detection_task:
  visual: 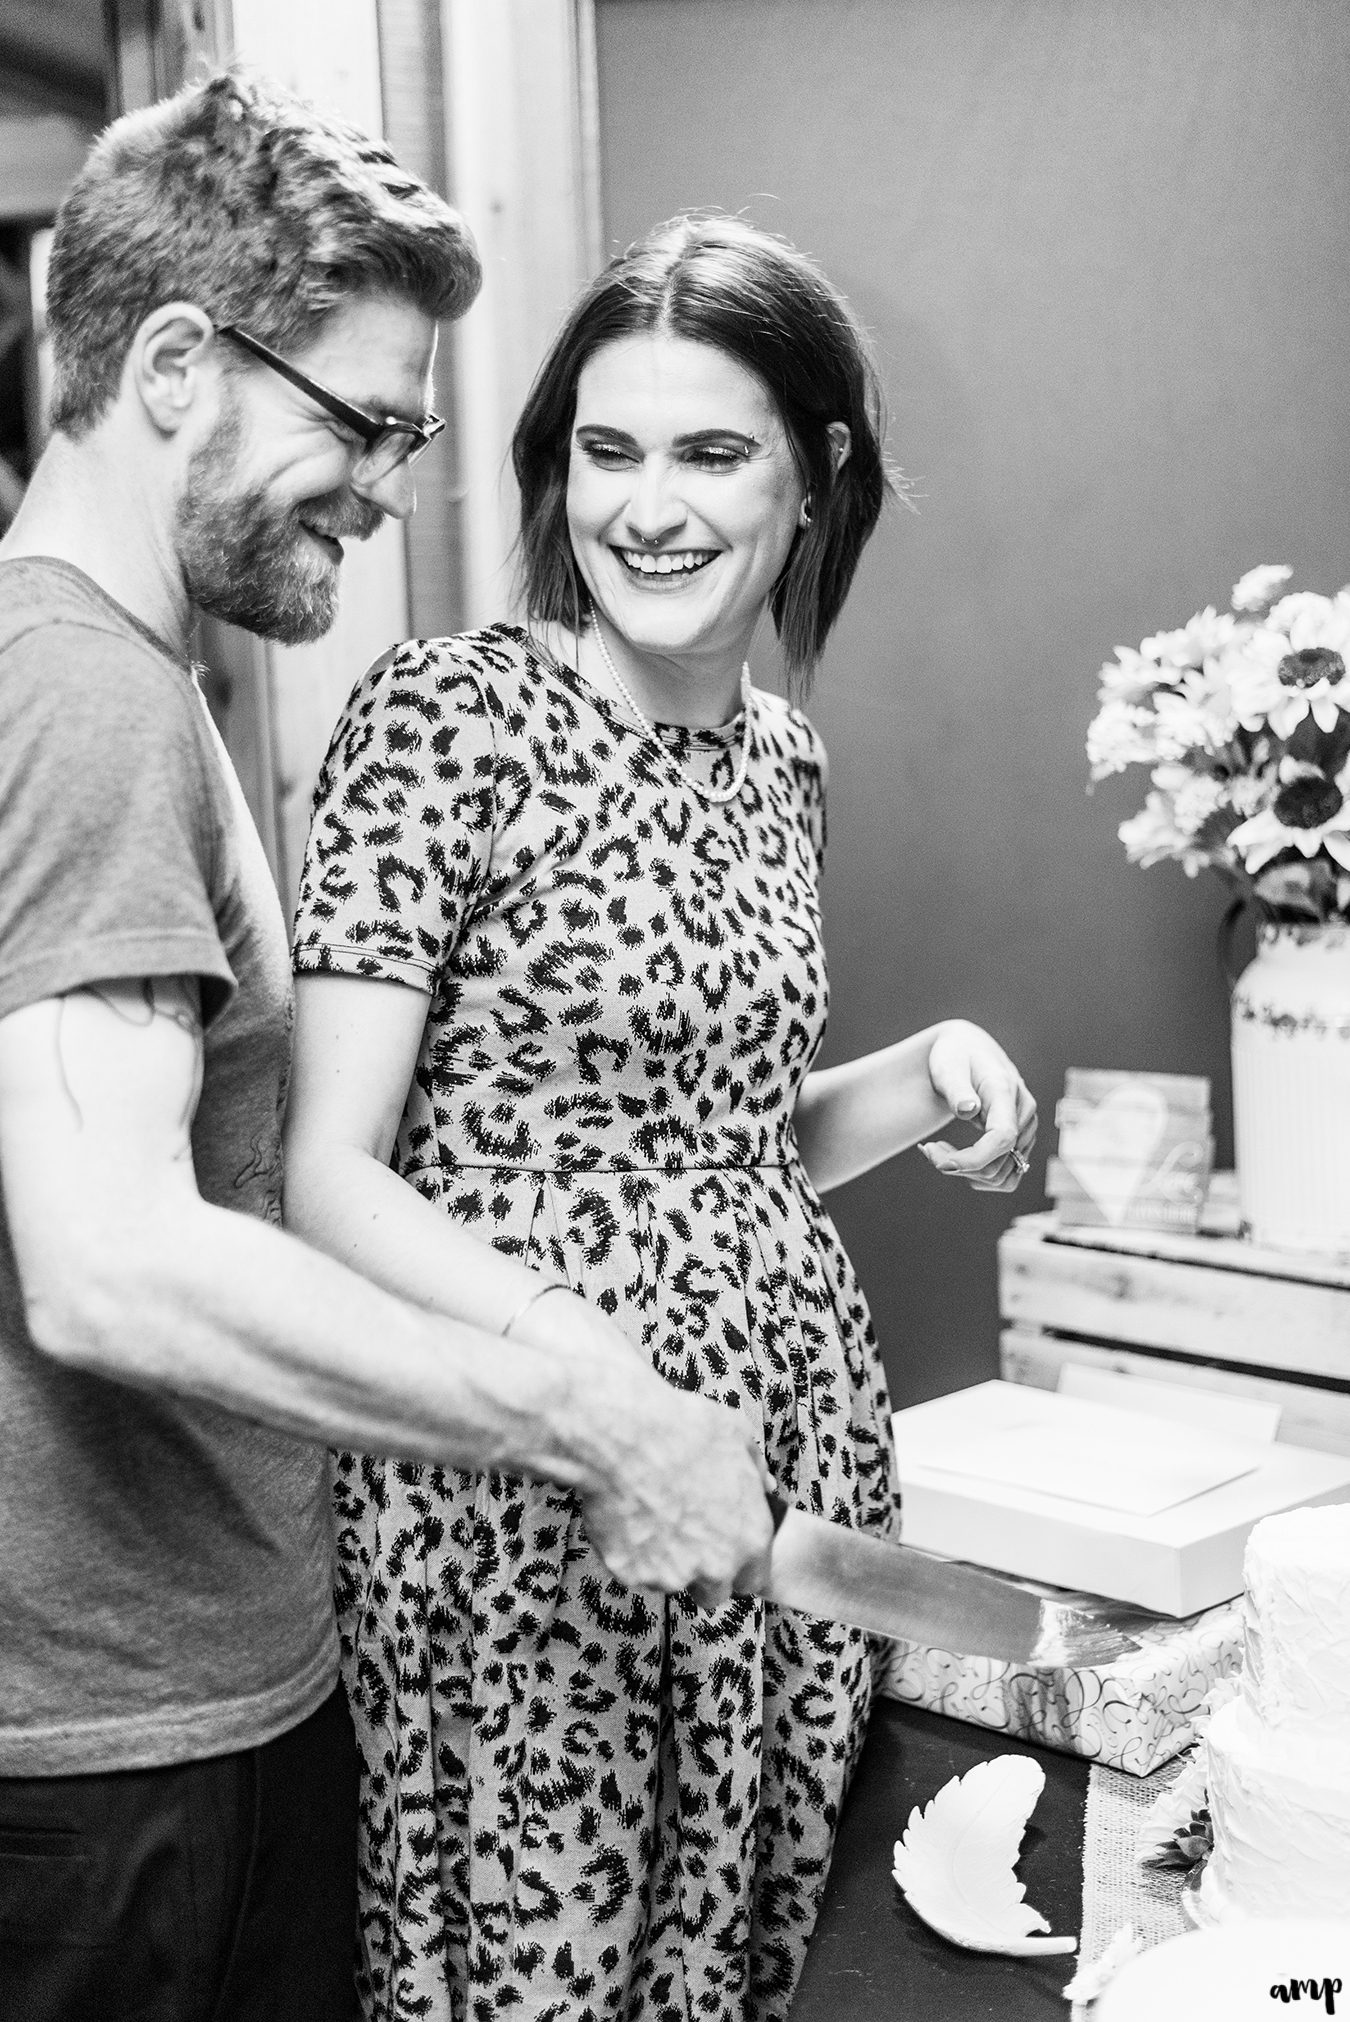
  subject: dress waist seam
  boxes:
[429,1159,795,1176]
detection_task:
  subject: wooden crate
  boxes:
[998,1212,1350,1456]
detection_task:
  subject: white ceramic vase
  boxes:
[1231,921,1350,1255]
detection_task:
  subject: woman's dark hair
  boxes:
[512,213,896,693]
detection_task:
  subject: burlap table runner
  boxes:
[1070,1750,1195,2018]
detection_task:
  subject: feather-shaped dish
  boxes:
[891,1756,1078,1956]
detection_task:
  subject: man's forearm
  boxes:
[28,1189,774,1599]
[31,1190,650,1493]
[0,982,775,1596]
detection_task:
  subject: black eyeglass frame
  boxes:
[216,323,445,474]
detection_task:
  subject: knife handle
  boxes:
[767,1489,790,1533]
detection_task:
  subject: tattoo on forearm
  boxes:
[54,979,204,1136]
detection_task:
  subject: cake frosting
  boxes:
[1201,1503,1350,1920]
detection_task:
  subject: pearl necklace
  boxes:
[590,619,754,807]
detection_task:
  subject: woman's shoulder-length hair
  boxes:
[511,212,898,694]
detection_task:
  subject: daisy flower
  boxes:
[1096,644,1172,705]
[1140,606,1238,671]
[1151,672,1239,758]
[1228,600,1350,736]
[1119,791,1212,873]
[1088,697,1159,778]
[1150,763,1228,837]
[1227,757,1350,873]
[1231,563,1292,614]
[1268,589,1350,634]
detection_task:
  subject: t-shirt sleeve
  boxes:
[0,622,235,1025]
[292,640,497,992]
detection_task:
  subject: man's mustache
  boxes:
[299,494,386,542]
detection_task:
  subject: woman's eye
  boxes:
[577,441,747,472]
[581,442,635,469]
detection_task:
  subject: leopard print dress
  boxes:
[293,624,901,2022]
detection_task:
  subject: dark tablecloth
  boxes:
[791,1699,1088,2020]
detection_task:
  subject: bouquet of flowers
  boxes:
[1087,565,1350,923]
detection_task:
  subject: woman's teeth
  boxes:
[616,549,716,577]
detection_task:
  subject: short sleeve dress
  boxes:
[293,624,901,2022]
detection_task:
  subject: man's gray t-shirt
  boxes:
[0,557,337,1775]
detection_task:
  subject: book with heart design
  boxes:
[1049,1069,1213,1232]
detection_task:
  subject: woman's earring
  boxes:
[799,495,813,529]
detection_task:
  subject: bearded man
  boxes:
[0,72,771,2020]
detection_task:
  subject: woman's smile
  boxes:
[613,544,720,581]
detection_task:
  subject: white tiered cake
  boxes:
[1201,1503,1350,1920]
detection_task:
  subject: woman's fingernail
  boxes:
[956,1098,980,1117]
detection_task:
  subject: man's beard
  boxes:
[178,401,385,645]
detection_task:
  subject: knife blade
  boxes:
[764,1494,1146,1669]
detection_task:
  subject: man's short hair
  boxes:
[47,68,481,437]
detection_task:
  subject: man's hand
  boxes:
[579,1385,775,1607]
[514,1290,776,1604]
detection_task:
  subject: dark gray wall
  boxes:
[594,0,1350,1405]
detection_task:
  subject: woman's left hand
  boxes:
[918,1021,1038,1193]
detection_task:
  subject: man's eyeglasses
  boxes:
[216,323,446,481]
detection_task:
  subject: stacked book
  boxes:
[1047,1069,1214,1235]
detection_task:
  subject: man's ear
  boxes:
[126,303,218,436]
[826,421,852,473]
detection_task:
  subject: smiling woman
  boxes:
[568,335,806,704]
[283,212,1039,2022]
[516,212,890,708]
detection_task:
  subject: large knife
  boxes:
[765,1493,1150,1669]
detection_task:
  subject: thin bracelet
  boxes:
[501,1279,571,1338]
